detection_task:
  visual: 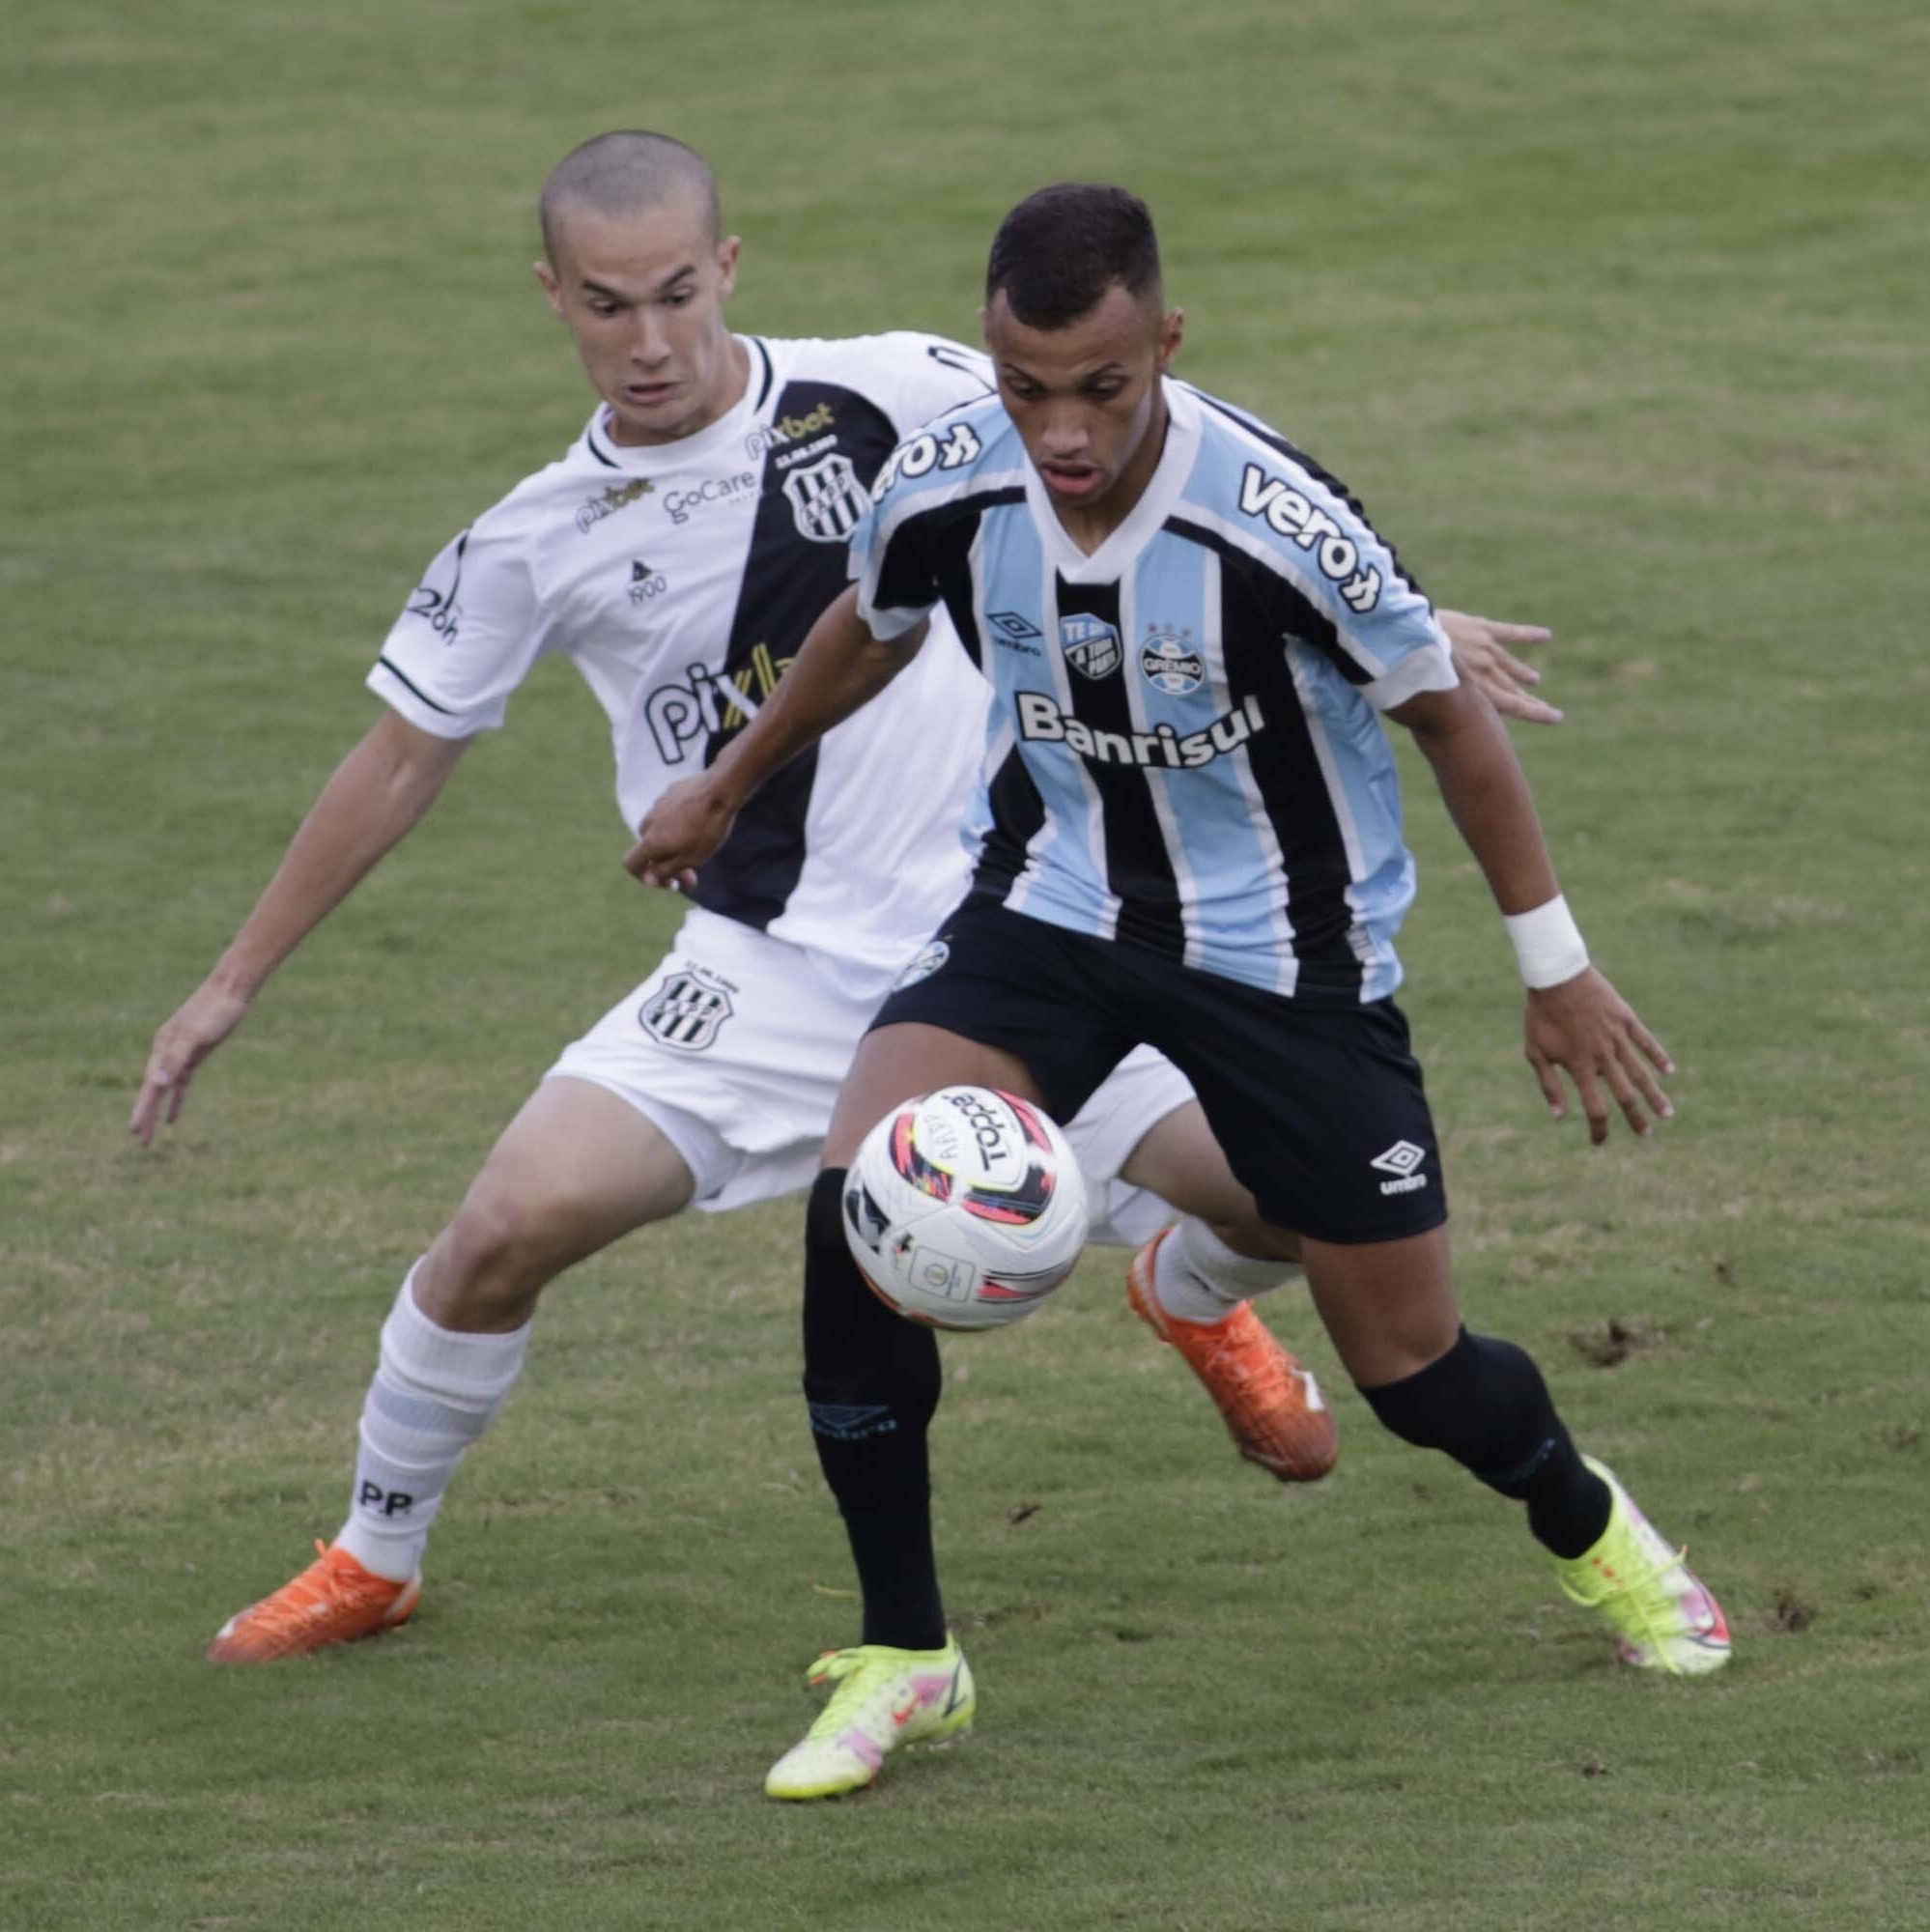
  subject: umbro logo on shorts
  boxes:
[1371,1140,1430,1195]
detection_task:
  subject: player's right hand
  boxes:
[1438,610,1562,725]
[1522,967,1675,1146]
[625,776,737,890]
[130,980,254,1144]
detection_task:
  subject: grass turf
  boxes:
[3,1,1926,1925]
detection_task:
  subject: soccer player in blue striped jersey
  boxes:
[636,184,1731,1799]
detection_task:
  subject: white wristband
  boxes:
[1505,895,1590,989]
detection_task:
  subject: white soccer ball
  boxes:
[842,1085,1089,1331]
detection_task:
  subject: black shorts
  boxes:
[871,896,1448,1246]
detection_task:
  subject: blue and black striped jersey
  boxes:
[850,378,1459,1003]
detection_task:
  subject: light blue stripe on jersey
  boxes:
[1285,637,1413,1002]
[853,381,1458,1000]
[1121,533,1297,988]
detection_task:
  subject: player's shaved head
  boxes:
[986,185,1163,329]
[540,130,722,263]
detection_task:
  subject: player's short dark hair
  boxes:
[985,185,1162,328]
[540,130,721,262]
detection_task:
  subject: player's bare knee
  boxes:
[425,1174,578,1321]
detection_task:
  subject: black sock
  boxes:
[803,1169,948,1649]
[1358,1327,1612,1559]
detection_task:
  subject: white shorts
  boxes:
[545,907,1192,1248]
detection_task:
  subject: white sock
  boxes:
[1152,1216,1304,1325]
[332,1264,532,1583]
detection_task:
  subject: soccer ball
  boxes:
[841,1086,1089,1331]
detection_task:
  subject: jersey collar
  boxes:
[1022,376,1201,584]
[582,336,775,472]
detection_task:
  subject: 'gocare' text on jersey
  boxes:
[368,332,998,980]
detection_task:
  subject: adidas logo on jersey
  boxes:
[1016,691,1264,769]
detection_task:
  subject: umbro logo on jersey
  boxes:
[628,559,667,604]
[1370,1140,1430,1195]
[987,612,1043,656]
[1017,691,1264,769]
[1236,464,1383,613]
[639,964,737,1052]
[1060,614,1122,680]
[576,477,654,534]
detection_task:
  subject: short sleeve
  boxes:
[1224,436,1458,711]
[848,443,945,644]
[365,518,545,737]
[866,333,995,439]
[1274,499,1457,711]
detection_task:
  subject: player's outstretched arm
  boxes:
[1436,610,1561,725]
[625,585,920,889]
[130,711,470,1144]
[1390,679,1673,1145]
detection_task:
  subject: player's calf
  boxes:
[1358,1326,1610,1554]
[804,1169,947,1651]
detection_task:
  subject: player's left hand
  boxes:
[1523,967,1675,1144]
[625,776,738,889]
[1438,610,1561,725]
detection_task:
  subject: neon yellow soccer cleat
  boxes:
[1555,1458,1732,1675]
[765,1637,976,1800]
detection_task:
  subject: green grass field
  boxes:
[5,2,1927,1925]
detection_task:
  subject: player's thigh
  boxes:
[1299,1222,1462,1387]
[424,1077,697,1308]
[823,1023,1043,1169]
[1064,1048,1291,1259]
[1106,1093,1302,1265]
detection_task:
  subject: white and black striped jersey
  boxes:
[851,378,1460,1003]
[369,333,996,981]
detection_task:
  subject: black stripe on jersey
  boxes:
[585,416,621,468]
[750,338,775,409]
[971,741,1048,900]
[375,656,457,716]
[1187,387,1426,600]
[870,487,1025,631]
[928,509,987,672]
[1054,577,1188,960]
[690,378,901,932]
[1210,552,1365,997]
[1166,515,1373,690]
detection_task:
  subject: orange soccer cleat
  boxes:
[206,1541,421,1664]
[1127,1228,1339,1483]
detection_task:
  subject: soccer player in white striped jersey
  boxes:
[132,133,1560,1667]
[636,182,1729,1801]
